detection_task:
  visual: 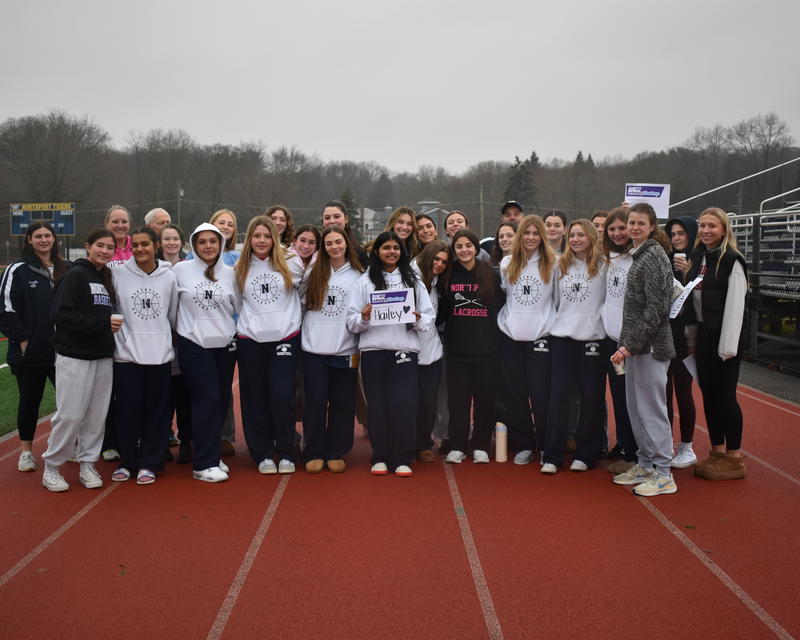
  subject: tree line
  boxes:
[0,110,797,246]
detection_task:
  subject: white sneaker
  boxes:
[570,459,589,472]
[670,445,697,469]
[278,459,295,474]
[79,463,103,489]
[395,465,413,477]
[633,472,678,496]
[473,449,490,464]
[219,459,230,473]
[193,466,229,483]
[513,450,533,465]
[613,464,655,486]
[102,448,120,462]
[370,462,389,475]
[541,463,557,474]
[42,463,69,492]
[445,450,466,464]
[258,459,277,475]
[18,451,37,472]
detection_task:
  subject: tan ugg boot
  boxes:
[699,453,746,481]
[693,451,725,478]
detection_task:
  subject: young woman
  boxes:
[210,208,240,266]
[415,213,439,249]
[497,215,556,463]
[158,223,193,462]
[266,205,295,247]
[685,208,748,481]
[385,206,419,258]
[664,216,698,469]
[543,219,606,474]
[321,200,368,266]
[173,223,240,482]
[158,223,187,265]
[610,203,677,496]
[346,231,434,476]
[543,210,567,254]
[0,222,68,472]
[110,227,178,484]
[600,208,638,473]
[235,216,305,475]
[439,229,504,464]
[490,221,517,266]
[291,224,321,268]
[40,229,120,492]
[105,204,132,267]
[301,226,364,473]
[412,241,449,462]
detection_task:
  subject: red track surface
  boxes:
[1,383,798,639]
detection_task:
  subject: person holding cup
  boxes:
[40,229,121,492]
[664,216,699,468]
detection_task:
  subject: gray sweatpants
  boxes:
[625,353,673,477]
[42,355,113,467]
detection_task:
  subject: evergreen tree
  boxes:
[370,172,394,209]
[502,151,539,208]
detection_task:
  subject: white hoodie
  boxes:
[301,261,362,356]
[112,257,178,364]
[551,257,607,341]
[497,251,556,341]
[173,223,241,349]
[601,251,633,342]
[410,262,443,365]
[346,269,434,353]
[236,254,304,342]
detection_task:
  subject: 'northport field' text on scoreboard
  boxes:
[9,202,76,236]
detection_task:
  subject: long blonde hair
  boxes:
[234,216,293,292]
[559,219,603,279]
[692,207,742,276]
[210,209,238,252]
[506,215,555,284]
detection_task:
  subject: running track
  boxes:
[1,382,798,639]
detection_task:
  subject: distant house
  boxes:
[358,206,393,242]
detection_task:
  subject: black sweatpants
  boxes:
[416,359,443,451]
[602,338,637,462]
[10,364,55,441]
[361,349,418,469]
[696,329,743,450]
[446,351,497,453]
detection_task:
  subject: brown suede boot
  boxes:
[698,453,746,481]
[693,451,725,478]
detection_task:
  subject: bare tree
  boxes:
[685,124,730,187]
[729,112,794,170]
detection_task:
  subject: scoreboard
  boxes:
[10,202,76,236]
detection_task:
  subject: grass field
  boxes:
[0,340,56,437]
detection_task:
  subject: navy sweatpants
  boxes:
[545,337,605,467]
[238,334,300,464]
[360,349,418,469]
[416,359,443,451]
[302,352,357,461]
[113,361,172,472]
[177,335,236,471]
[499,333,550,453]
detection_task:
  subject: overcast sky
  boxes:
[2,0,798,173]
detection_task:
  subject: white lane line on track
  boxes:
[693,424,800,487]
[207,475,289,640]
[0,483,119,589]
[737,389,800,418]
[444,464,504,640]
[639,498,795,640]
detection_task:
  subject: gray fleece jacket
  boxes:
[619,239,675,361]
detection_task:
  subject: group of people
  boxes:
[0,197,748,496]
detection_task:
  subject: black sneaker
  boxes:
[607,444,625,459]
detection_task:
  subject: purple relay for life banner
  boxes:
[624,182,671,220]
[369,288,416,325]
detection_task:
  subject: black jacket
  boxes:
[438,261,504,357]
[665,216,698,355]
[0,255,61,367]
[50,259,116,360]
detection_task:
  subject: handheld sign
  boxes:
[624,183,671,221]
[369,288,416,325]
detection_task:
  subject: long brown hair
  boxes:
[448,229,497,305]
[506,215,554,284]
[234,216,293,292]
[85,228,117,305]
[21,221,69,282]
[305,226,364,311]
[415,241,449,293]
[628,202,670,252]
[265,205,295,246]
[385,206,419,257]
[602,206,631,258]
[559,219,603,279]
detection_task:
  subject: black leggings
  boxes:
[11,364,55,441]
[696,330,743,450]
[666,354,696,443]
